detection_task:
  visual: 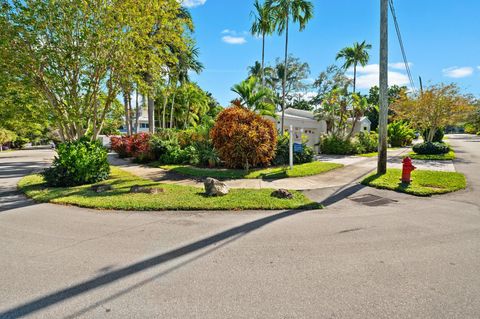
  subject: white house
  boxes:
[266,108,371,153]
[266,108,327,152]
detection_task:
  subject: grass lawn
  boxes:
[362,169,466,196]
[158,161,343,180]
[18,167,321,211]
[407,150,456,160]
[358,148,400,158]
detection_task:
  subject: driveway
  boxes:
[1,135,480,318]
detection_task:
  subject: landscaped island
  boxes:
[158,161,342,180]
[19,167,321,211]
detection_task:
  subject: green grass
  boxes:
[407,150,456,160]
[18,167,321,211]
[362,169,466,196]
[158,161,343,180]
[357,148,401,158]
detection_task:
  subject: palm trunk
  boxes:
[123,92,132,136]
[281,16,289,133]
[353,62,357,93]
[148,95,155,133]
[261,32,266,87]
[135,90,140,133]
[169,89,177,129]
[145,74,155,133]
[128,93,133,134]
[185,99,191,129]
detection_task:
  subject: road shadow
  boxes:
[318,183,366,207]
[0,208,312,319]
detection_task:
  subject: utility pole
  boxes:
[377,0,388,174]
[419,76,423,94]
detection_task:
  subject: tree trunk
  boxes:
[353,62,357,93]
[123,92,132,136]
[427,127,437,143]
[135,90,140,133]
[261,32,266,87]
[128,93,133,134]
[169,87,177,129]
[148,95,155,133]
[281,15,289,134]
[185,99,191,129]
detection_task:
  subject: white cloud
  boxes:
[348,63,410,89]
[389,62,413,70]
[181,0,206,8]
[222,36,247,45]
[442,66,474,78]
[477,66,480,71]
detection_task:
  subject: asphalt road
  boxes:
[0,135,479,318]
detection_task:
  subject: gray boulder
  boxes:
[90,184,112,193]
[204,177,229,196]
[271,189,293,199]
[130,185,164,194]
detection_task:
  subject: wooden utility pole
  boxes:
[377,0,389,174]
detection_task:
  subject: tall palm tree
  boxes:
[267,0,314,133]
[250,0,275,87]
[169,44,204,128]
[336,40,372,93]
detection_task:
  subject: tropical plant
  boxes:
[210,106,277,170]
[336,41,372,93]
[266,0,314,132]
[168,44,205,129]
[388,121,415,147]
[43,138,110,187]
[272,133,314,165]
[250,0,276,86]
[231,77,276,116]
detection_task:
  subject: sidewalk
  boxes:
[109,147,431,191]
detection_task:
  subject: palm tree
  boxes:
[267,0,314,133]
[250,0,276,87]
[231,76,276,117]
[169,44,204,128]
[336,41,372,93]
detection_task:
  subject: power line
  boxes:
[389,0,417,92]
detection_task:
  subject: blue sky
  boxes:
[184,0,480,105]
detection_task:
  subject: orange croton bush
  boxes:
[210,106,277,169]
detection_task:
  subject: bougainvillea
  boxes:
[210,106,277,169]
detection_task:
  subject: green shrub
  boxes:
[412,142,450,155]
[422,128,444,142]
[11,136,29,149]
[388,121,415,147]
[357,131,378,153]
[464,123,477,134]
[43,138,110,187]
[320,135,359,155]
[273,134,314,166]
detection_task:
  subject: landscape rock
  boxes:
[204,177,229,196]
[271,189,293,199]
[129,185,164,194]
[90,184,112,193]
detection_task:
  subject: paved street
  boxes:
[0,135,479,318]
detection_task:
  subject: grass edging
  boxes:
[158,161,343,180]
[18,167,321,211]
[361,168,466,196]
[407,150,456,160]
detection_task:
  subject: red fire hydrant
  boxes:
[401,157,416,184]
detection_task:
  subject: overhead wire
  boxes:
[389,0,417,92]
